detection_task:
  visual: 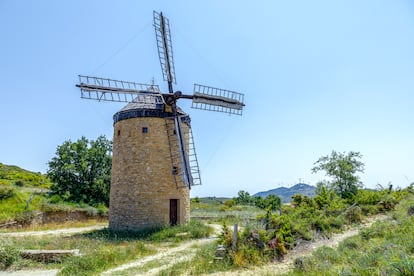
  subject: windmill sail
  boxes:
[76,11,244,191]
[76,75,162,104]
[192,84,245,115]
[153,11,176,93]
[165,117,201,189]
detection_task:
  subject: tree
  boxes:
[263,194,281,212]
[47,135,112,206]
[312,151,364,199]
[235,190,252,205]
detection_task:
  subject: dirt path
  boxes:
[0,225,105,237]
[208,214,389,276]
[101,224,222,275]
[0,216,388,276]
[0,226,106,276]
[101,237,215,275]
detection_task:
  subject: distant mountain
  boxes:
[253,183,316,203]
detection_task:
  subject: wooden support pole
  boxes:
[232,223,238,251]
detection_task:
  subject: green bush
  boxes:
[360,204,380,215]
[338,236,361,251]
[0,244,21,269]
[407,205,414,216]
[312,216,331,233]
[224,199,236,208]
[329,215,345,229]
[313,246,340,264]
[293,256,314,272]
[48,194,63,204]
[360,220,388,240]
[14,180,24,187]
[379,195,398,211]
[390,259,414,275]
[344,205,362,223]
[0,185,15,200]
[355,189,383,205]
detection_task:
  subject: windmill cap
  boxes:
[113,97,189,125]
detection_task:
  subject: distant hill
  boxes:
[0,162,51,188]
[253,183,316,203]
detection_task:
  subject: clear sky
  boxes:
[1,1,413,197]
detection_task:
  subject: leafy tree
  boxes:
[263,194,281,211]
[47,135,112,206]
[235,190,252,205]
[312,151,364,199]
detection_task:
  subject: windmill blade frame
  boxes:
[76,75,163,104]
[191,84,245,115]
[153,11,176,92]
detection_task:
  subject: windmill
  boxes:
[76,11,245,231]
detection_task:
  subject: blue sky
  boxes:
[1,1,413,197]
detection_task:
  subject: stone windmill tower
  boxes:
[76,11,245,231]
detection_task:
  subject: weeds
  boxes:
[292,195,414,275]
[0,242,21,269]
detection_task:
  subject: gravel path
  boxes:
[101,237,216,275]
[0,225,105,237]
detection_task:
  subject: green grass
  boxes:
[157,242,235,275]
[0,220,212,275]
[0,162,51,188]
[0,189,47,223]
[191,199,264,225]
[291,195,414,275]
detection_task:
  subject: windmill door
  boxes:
[170,199,178,226]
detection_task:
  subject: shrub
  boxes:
[407,205,414,216]
[390,259,414,275]
[344,205,362,223]
[224,199,236,208]
[0,186,15,200]
[329,215,345,229]
[14,211,37,225]
[313,246,340,264]
[14,180,24,187]
[354,189,383,205]
[0,244,21,269]
[360,220,388,240]
[312,216,331,233]
[378,195,398,211]
[48,194,63,204]
[360,204,380,215]
[338,236,361,251]
[293,256,314,272]
[191,196,200,203]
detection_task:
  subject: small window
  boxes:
[142,127,148,133]
[172,166,178,175]
[117,130,121,136]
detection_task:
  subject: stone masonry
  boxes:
[109,106,190,231]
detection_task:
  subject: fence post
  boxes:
[232,223,238,251]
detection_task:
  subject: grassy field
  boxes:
[191,197,264,225]
[1,193,413,275]
[290,195,414,275]
[0,220,211,275]
[1,162,413,275]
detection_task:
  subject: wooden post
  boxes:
[232,224,238,251]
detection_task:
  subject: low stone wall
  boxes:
[36,210,107,225]
[1,210,107,229]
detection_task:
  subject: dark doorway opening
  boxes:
[170,199,178,226]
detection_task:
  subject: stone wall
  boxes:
[109,116,190,231]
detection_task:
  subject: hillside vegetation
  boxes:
[0,162,106,224]
[0,163,51,188]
